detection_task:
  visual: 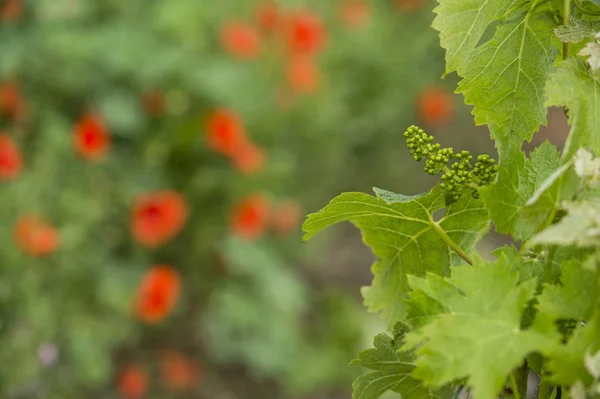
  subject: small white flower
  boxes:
[584,350,600,379]
[574,148,600,187]
[579,42,600,77]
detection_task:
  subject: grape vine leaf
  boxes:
[404,288,446,329]
[431,0,521,74]
[455,3,558,152]
[546,59,600,158]
[302,186,489,325]
[350,333,453,399]
[402,258,559,399]
[547,313,600,386]
[480,141,561,241]
[537,257,598,321]
[528,200,600,247]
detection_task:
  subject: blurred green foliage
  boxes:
[0,0,454,398]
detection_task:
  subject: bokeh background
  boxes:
[0,0,569,398]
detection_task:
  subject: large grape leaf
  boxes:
[432,0,521,74]
[546,59,600,159]
[402,258,559,399]
[537,257,598,321]
[455,3,558,151]
[528,200,600,247]
[480,141,561,241]
[547,313,600,386]
[302,186,489,325]
[350,333,453,399]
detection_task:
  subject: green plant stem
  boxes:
[431,221,473,265]
[510,373,522,399]
[564,0,571,59]
[452,385,465,399]
[539,380,550,399]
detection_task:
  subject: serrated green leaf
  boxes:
[432,0,521,74]
[546,59,600,158]
[537,257,598,321]
[404,289,446,329]
[303,187,489,325]
[350,334,453,399]
[547,313,600,386]
[455,4,558,150]
[403,259,559,399]
[480,141,561,241]
[528,200,600,247]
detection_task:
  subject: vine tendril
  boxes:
[574,0,600,16]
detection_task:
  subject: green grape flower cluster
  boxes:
[404,125,498,202]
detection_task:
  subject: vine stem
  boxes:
[563,0,571,59]
[510,372,522,399]
[452,385,464,399]
[539,380,550,399]
[431,221,473,265]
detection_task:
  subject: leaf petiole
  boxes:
[431,221,473,265]
[510,372,522,399]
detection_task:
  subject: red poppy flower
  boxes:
[160,351,203,392]
[0,0,22,21]
[0,134,22,180]
[134,266,181,323]
[417,86,454,127]
[270,200,302,235]
[286,56,320,94]
[220,20,262,60]
[395,0,424,13]
[131,191,188,248]
[340,0,370,27]
[73,114,110,161]
[141,90,165,117]
[204,108,247,156]
[14,215,59,257]
[231,140,265,175]
[282,10,326,56]
[0,80,25,120]
[118,364,148,399]
[256,2,280,33]
[230,193,269,240]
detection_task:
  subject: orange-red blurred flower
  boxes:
[204,108,247,156]
[141,90,165,117]
[340,0,370,27]
[230,193,269,240]
[0,80,26,120]
[160,351,203,392]
[73,114,110,161]
[270,200,302,235]
[283,10,326,56]
[231,140,265,175]
[220,20,262,60]
[14,215,59,257]
[0,0,22,21]
[131,191,188,248]
[256,2,280,33]
[395,0,424,13]
[417,86,454,127]
[0,134,22,180]
[134,266,182,323]
[118,364,148,399]
[286,56,320,94]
